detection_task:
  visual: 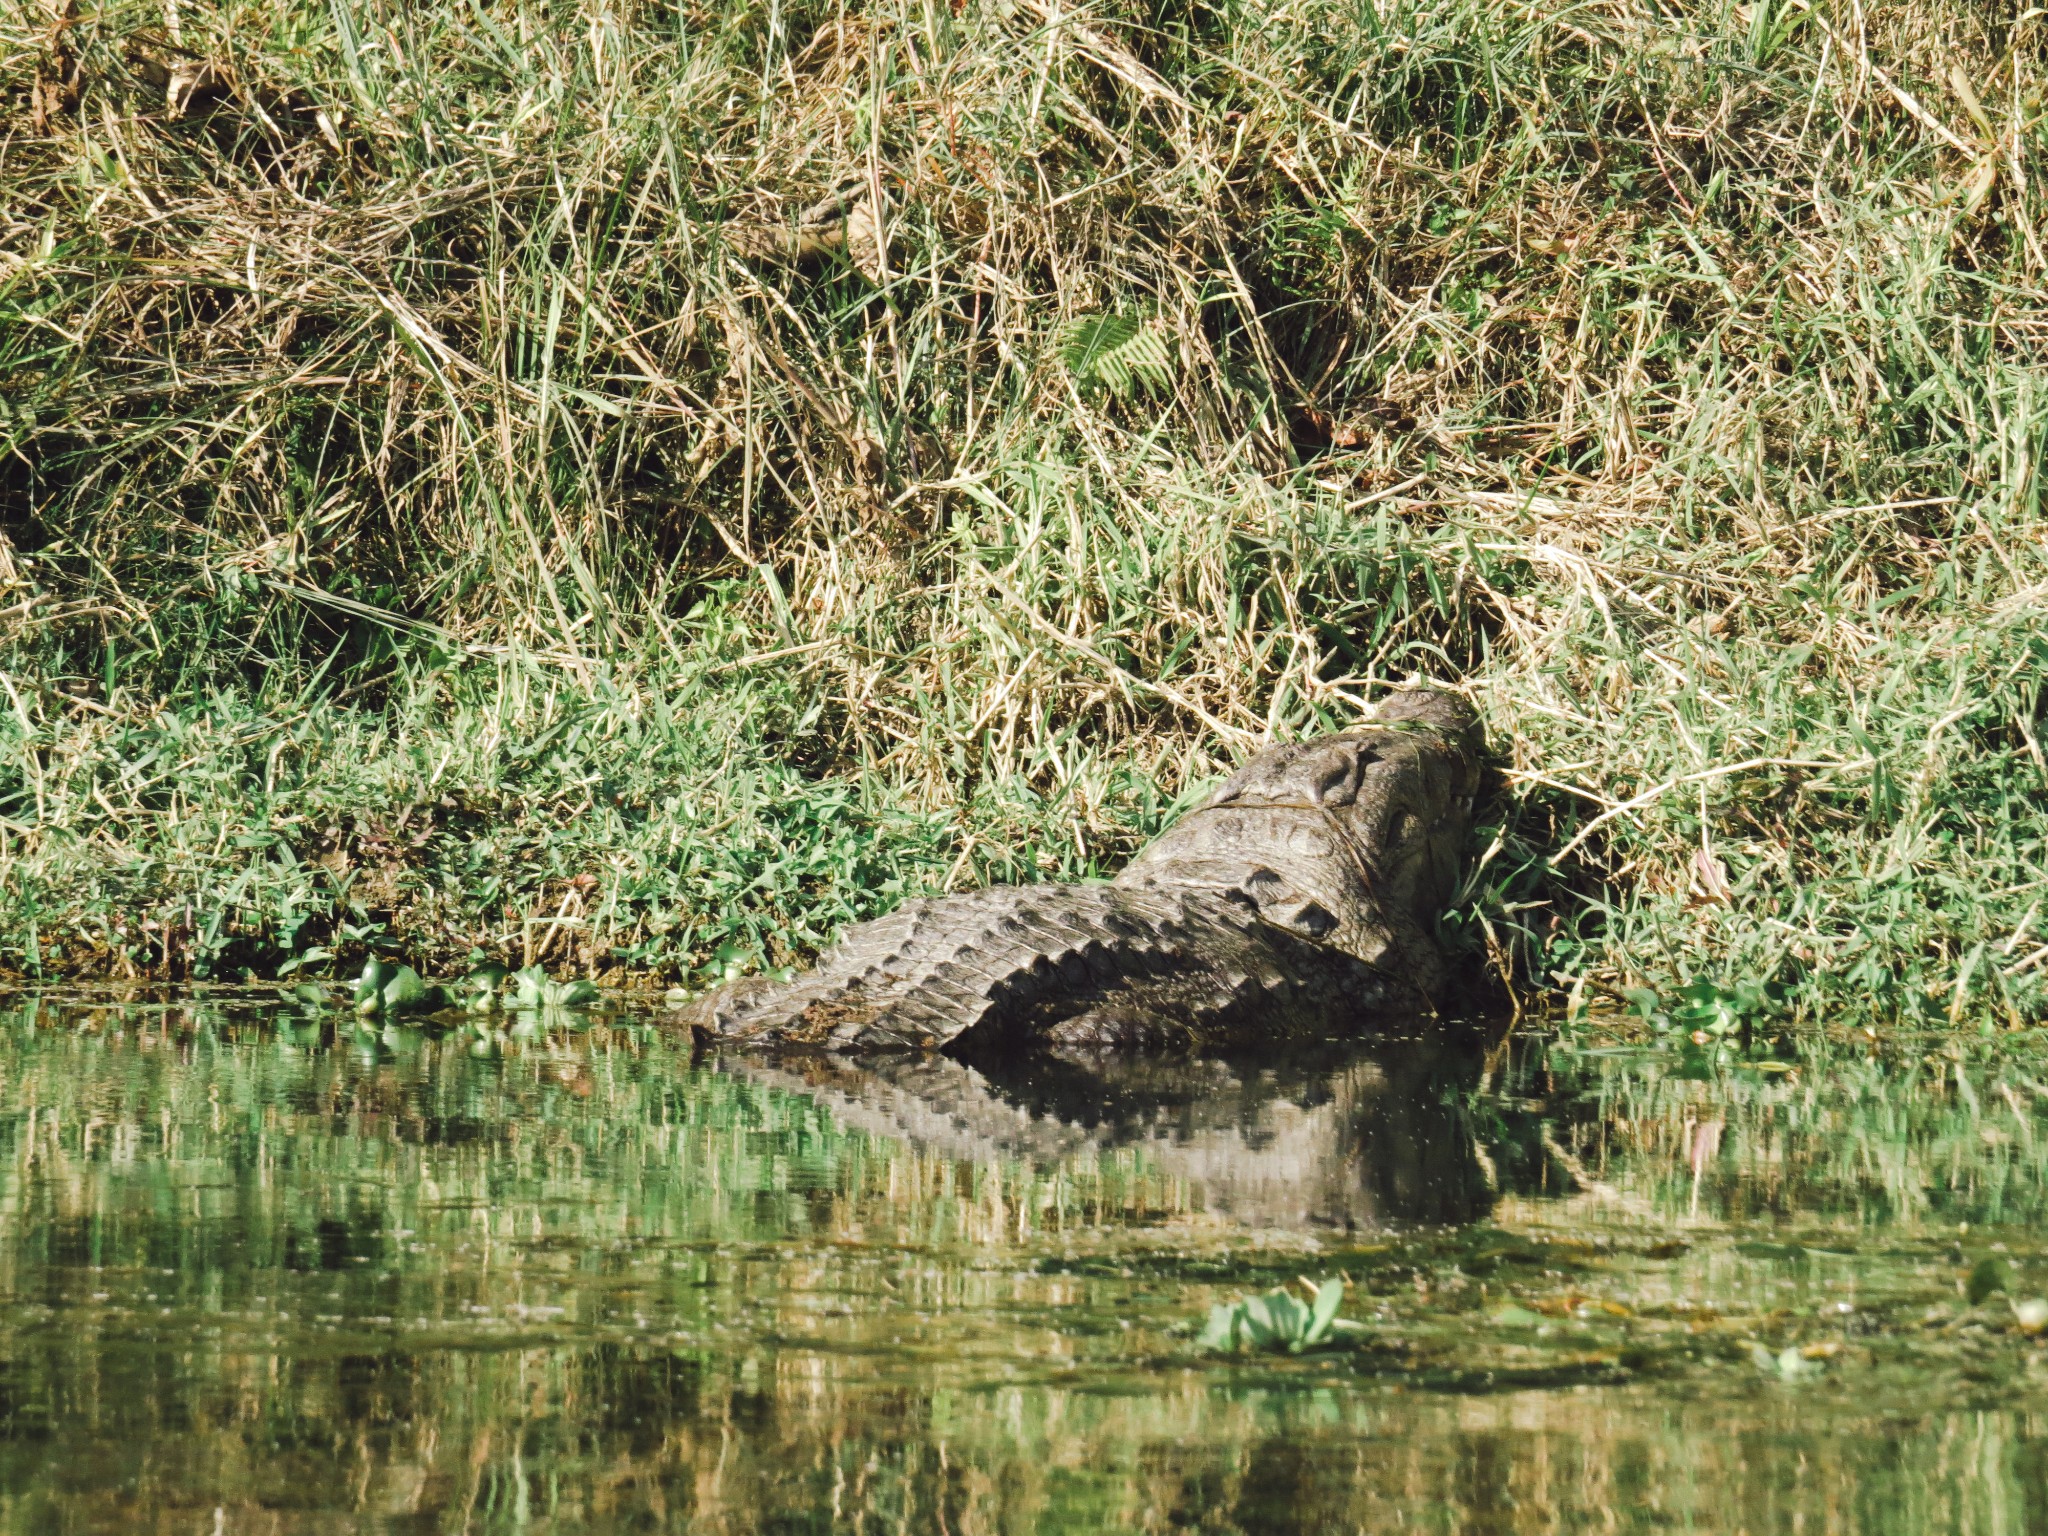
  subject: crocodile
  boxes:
[686,687,1485,1054]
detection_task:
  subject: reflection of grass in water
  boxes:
[1501,1033,2048,1235]
[0,995,1203,1267]
[3,1000,2048,1531]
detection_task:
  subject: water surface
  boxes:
[2,988,2046,1533]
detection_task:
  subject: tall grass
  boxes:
[2,0,2045,1021]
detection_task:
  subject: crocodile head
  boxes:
[1114,688,1484,991]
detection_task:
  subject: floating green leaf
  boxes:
[1307,1270,1346,1340]
[509,964,600,1016]
[512,965,550,1009]
[350,957,468,1020]
[354,958,431,1016]
[382,965,427,1011]
[456,963,508,1013]
[353,958,390,1015]
[1197,1278,1354,1354]
[1630,977,1790,1038]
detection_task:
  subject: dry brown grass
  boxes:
[2,0,2045,1020]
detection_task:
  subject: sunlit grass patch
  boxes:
[1,0,2044,1023]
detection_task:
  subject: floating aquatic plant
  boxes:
[1196,1278,1358,1355]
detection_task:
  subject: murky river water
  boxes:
[2,988,2047,1533]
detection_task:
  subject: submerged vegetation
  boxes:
[2,0,2045,1022]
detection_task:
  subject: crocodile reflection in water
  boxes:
[718,1028,1496,1229]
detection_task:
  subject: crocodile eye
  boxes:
[1288,902,1338,938]
[1239,868,1285,909]
[1303,747,1363,805]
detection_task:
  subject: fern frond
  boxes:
[1057,313,1175,399]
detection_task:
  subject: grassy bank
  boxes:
[3,0,2045,1025]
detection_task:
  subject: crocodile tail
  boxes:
[684,882,1406,1052]
[682,884,1259,1051]
[681,884,1179,1049]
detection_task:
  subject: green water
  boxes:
[3,990,2048,1533]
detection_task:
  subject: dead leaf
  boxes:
[124,45,166,87]
[724,175,888,279]
[1949,63,1995,143]
[31,51,82,133]
[842,188,887,284]
[30,2,82,135]
[165,56,229,118]
[1299,396,1416,447]
[847,419,886,483]
[1957,153,2000,222]
[1689,847,1733,904]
